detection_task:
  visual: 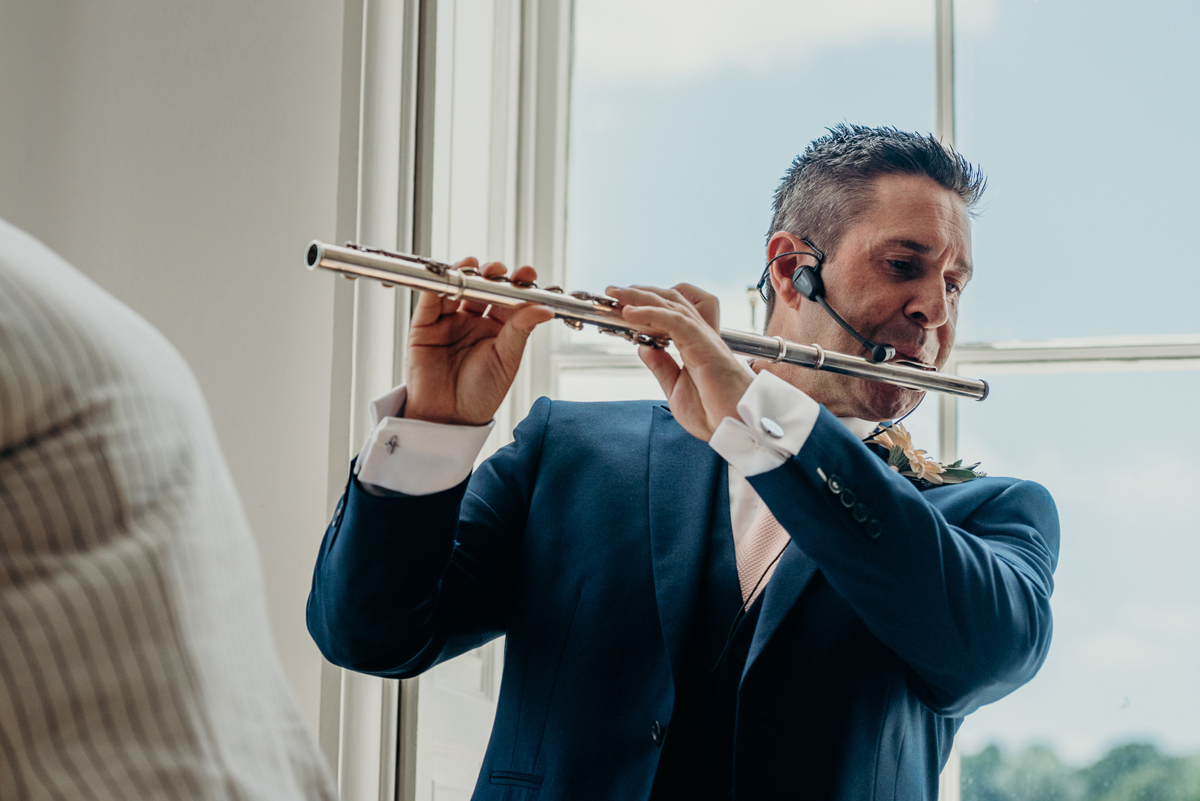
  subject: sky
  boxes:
[564,0,1200,766]
[956,368,1200,763]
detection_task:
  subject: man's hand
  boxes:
[404,258,554,426]
[606,284,752,442]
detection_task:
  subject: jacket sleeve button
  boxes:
[852,503,869,523]
[840,488,857,508]
[827,474,844,494]
[865,519,882,539]
[651,720,665,745]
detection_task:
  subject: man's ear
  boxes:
[766,232,808,312]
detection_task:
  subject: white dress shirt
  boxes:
[355,370,879,550]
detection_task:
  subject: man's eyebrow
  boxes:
[885,238,973,281]
[957,258,974,283]
[888,238,931,255]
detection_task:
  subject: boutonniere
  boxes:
[868,423,986,487]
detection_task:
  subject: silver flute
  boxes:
[306,241,989,401]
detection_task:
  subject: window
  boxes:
[557,0,936,402]
[951,363,1200,799]
[948,0,1200,796]
[560,1,1200,799]
[323,2,1200,796]
[954,0,1200,343]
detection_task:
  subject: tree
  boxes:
[962,741,1200,801]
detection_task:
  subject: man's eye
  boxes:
[888,260,916,274]
[946,281,962,295]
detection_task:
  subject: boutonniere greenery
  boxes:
[868,423,986,488]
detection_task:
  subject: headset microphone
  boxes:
[766,243,896,363]
[808,294,896,363]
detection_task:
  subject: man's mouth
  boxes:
[888,346,936,370]
[890,357,936,372]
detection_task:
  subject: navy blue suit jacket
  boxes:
[308,398,1059,800]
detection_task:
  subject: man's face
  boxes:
[764,172,973,421]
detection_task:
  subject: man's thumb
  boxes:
[495,305,554,365]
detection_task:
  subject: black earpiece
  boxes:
[762,239,897,364]
[758,244,825,302]
[791,263,823,301]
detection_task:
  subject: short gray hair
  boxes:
[762,124,986,325]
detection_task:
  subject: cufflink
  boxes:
[761,417,784,439]
[385,435,399,454]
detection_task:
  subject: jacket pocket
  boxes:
[489,770,543,790]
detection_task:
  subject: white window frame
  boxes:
[319,1,422,798]
[551,2,1200,800]
[322,0,1200,798]
[320,0,571,798]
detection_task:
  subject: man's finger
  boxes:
[620,305,718,352]
[480,298,532,325]
[638,344,680,400]
[610,285,721,332]
[465,263,539,316]
[607,285,676,309]
[411,257,482,326]
[411,285,450,327]
[511,264,539,285]
[672,283,720,329]
[493,304,555,372]
[463,262,508,313]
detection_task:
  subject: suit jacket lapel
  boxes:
[744,527,819,677]
[648,406,722,680]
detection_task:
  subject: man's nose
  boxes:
[905,275,950,329]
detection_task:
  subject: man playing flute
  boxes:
[308,124,1059,800]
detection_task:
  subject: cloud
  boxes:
[1078,632,1166,669]
[573,0,998,84]
[1057,448,1197,521]
[1119,603,1200,638]
[972,439,1199,522]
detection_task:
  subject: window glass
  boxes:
[568,0,936,352]
[954,0,1200,342]
[557,366,663,403]
[956,367,1200,797]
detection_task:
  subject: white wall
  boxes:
[0,0,345,732]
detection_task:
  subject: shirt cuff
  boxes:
[709,370,820,477]
[355,385,495,496]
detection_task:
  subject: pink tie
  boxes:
[736,503,790,605]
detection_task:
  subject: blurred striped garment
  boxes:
[0,218,335,801]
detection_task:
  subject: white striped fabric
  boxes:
[0,218,335,801]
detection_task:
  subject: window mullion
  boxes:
[935,0,955,146]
